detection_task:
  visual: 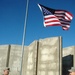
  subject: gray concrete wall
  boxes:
[9,45,22,75]
[0,36,62,75]
[63,46,75,57]
[62,46,75,75]
[37,36,62,75]
[63,46,75,66]
[0,45,9,74]
[22,41,38,75]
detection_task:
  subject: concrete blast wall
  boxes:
[63,46,75,67]
[9,45,22,75]
[0,45,9,74]
[62,46,75,75]
[22,41,38,75]
[0,36,62,75]
[37,37,62,75]
[22,36,62,75]
[0,45,22,75]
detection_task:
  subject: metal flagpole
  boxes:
[20,0,29,75]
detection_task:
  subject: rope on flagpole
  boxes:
[20,0,29,75]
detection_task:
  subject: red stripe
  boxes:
[56,16,64,18]
[66,12,73,17]
[62,26,69,30]
[44,16,56,20]
[56,16,65,19]
[65,15,71,21]
[45,20,60,24]
[45,24,61,27]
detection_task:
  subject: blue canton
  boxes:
[41,6,52,16]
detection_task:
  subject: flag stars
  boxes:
[42,7,52,15]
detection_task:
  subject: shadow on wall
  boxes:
[62,55,73,75]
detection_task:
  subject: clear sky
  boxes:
[0,0,75,48]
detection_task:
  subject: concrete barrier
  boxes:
[0,36,62,75]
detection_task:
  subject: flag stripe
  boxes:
[66,12,73,19]
[60,21,70,24]
[44,16,58,20]
[44,18,60,22]
[44,22,61,25]
[55,10,65,13]
[45,20,61,23]
[65,12,73,20]
[54,10,73,30]
[44,15,55,18]
[45,23,61,27]
[62,26,69,30]
[44,15,61,26]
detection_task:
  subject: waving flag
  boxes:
[38,4,73,30]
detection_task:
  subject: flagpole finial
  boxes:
[38,4,42,11]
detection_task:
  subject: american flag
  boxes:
[38,4,73,30]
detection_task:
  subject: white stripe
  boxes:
[44,15,56,18]
[65,12,73,20]
[44,18,59,22]
[62,25,70,28]
[62,27,68,30]
[65,16,69,20]
[55,11,65,13]
[66,25,70,28]
[55,14,64,16]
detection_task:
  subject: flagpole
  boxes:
[20,0,29,75]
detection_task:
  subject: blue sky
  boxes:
[0,0,75,48]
